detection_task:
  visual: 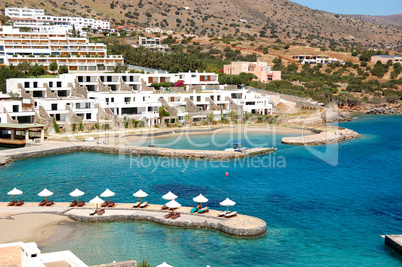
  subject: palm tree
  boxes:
[158,106,169,125]
[207,112,214,124]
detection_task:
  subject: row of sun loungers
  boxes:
[133,202,148,208]
[101,201,116,208]
[190,207,210,214]
[218,211,237,218]
[90,209,105,216]
[164,212,181,219]
[69,201,85,207]
[7,200,24,206]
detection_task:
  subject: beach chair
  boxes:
[171,213,181,220]
[164,213,172,219]
[77,201,85,207]
[15,200,24,206]
[218,211,229,217]
[101,201,109,207]
[161,205,169,210]
[198,207,209,214]
[39,200,46,206]
[139,202,148,208]
[98,209,105,215]
[45,200,54,206]
[89,210,98,216]
[190,207,199,213]
[107,201,115,208]
[69,200,77,207]
[225,211,237,218]
[7,200,16,206]
[133,202,141,208]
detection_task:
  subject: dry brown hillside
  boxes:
[1,0,401,51]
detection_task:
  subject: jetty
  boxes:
[282,127,360,145]
[0,141,276,166]
[0,202,266,237]
[383,235,402,255]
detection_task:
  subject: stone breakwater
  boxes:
[64,207,267,237]
[0,142,276,166]
[281,127,360,145]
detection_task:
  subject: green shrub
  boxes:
[53,118,60,133]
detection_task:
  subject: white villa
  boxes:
[3,71,277,130]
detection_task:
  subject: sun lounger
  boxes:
[171,213,181,220]
[101,201,109,207]
[161,205,169,210]
[69,200,77,207]
[98,209,105,215]
[7,200,16,206]
[164,213,172,219]
[16,200,24,206]
[139,202,148,208]
[89,210,98,216]
[198,207,209,213]
[39,200,46,206]
[77,201,85,207]
[218,211,228,217]
[225,211,237,218]
[190,207,198,213]
[45,200,54,206]
[107,201,115,207]
[133,202,141,208]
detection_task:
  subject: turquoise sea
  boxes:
[1,115,401,266]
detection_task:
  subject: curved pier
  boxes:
[0,203,266,237]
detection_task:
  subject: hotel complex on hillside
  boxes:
[2,71,277,132]
[0,26,124,71]
[5,7,110,33]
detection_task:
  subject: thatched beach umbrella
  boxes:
[220,198,236,213]
[162,191,177,201]
[193,194,208,208]
[133,189,148,204]
[89,196,104,212]
[38,188,53,203]
[100,188,115,203]
[70,188,85,203]
[166,199,181,215]
[7,188,23,202]
[156,262,173,267]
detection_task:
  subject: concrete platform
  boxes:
[383,235,402,255]
[0,202,266,237]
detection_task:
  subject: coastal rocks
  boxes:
[281,127,360,146]
[0,156,12,166]
[366,107,400,115]
[91,260,137,267]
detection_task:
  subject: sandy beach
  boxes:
[0,213,74,244]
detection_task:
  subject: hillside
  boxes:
[1,0,402,51]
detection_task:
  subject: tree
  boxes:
[28,64,46,77]
[114,62,127,73]
[0,66,25,93]
[49,62,58,74]
[227,110,237,121]
[206,112,214,124]
[58,65,69,74]
[184,114,192,124]
[17,60,31,75]
[0,15,10,25]
[158,106,170,124]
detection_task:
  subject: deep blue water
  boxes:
[1,115,402,266]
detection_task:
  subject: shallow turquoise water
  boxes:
[1,115,402,266]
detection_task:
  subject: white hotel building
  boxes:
[5,7,110,33]
[3,72,275,129]
[0,26,123,71]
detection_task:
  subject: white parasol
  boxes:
[7,188,23,202]
[162,191,177,200]
[70,188,85,203]
[220,198,236,213]
[89,196,104,212]
[38,188,53,203]
[193,194,208,208]
[100,188,115,203]
[156,262,174,267]
[166,199,181,215]
[133,189,148,204]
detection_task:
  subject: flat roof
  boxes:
[0,123,44,129]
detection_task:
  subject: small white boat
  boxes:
[225,143,247,152]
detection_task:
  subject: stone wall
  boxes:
[91,261,137,267]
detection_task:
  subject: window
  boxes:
[191,75,196,78]
[12,105,19,112]
[86,76,91,82]
[111,98,114,102]
[130,76,134,82]
[24,82,30,88]
[124,97,130,103]
[86,113,91,120]
[57,81,62,88]
[49,82,53,87]
[197,96,201,102]
[33,82,38,88]
[107,76,112,82]
[122,76,127,82]
[217,95,221,101]
[51,104,57,110]
[190,96,193,101]
[210,95,214,101]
